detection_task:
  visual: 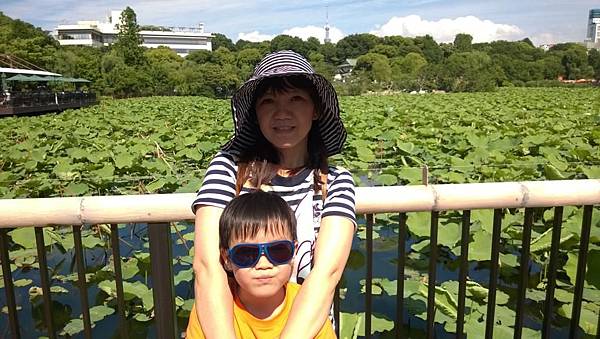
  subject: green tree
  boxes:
[212,47,235,66]
[381,36,422,56]
[318,42,339,64]
[211,33,235,51]
[0,12,58,69]
[559,44,593,79]
[391,52,427,90]
[145,47,182,95]
[52,46,104,90]
[521,37,534,47]
[453,33,473,52]
[196,63,241,98]
[370,44,400,58]
[113,7,145,66]
[309,52,336,81]
[414,35,443,63]
[485,40,543,62]
[271,35,308,56]
[336,33,381,59]
[537,55,564,80]
[305,37,321,55]
[439,51,498,92]
[237,48,264,79]
[236,40,271,55]
[98,51,150,97]
[354,52,392,87]
[588,48,600,79]
[186,49,212,64]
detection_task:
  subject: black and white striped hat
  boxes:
[222,50,347,157]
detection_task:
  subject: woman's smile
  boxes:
[256,88,316,162]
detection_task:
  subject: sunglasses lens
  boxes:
[230,245,259,268]
[267,241,294,264]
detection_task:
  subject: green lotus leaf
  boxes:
[558,302,598,335]
[468,230,492,261]
[113,152,134,169]
[407,212,430,238]
[174,267,193,286]
[374,173,397,186]
[64,182,89,196]
[90,305,115,322]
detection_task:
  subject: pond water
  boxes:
[0,217,584,338]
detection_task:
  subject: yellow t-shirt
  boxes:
[186,282,335,339]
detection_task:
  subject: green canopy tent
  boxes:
[59,77,91,83]
[6,74,36,81]
[6,75,91,83]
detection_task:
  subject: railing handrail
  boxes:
[1,179,599,228]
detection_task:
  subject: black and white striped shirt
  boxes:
[192,151,356,223]
[191,151,356,283]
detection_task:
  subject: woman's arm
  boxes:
[193,206,237,339]
[280,215,355,338]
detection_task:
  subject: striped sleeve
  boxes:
[191,152,237,212]
[322,167,356,226]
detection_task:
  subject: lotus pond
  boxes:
[0,87,599,338]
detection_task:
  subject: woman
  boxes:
[190,50,356,338]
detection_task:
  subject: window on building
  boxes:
[59,32,92,40]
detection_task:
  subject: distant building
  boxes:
[334,59,357,81]
[53,10,212,57]
[585,8,600,49]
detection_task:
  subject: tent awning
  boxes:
[59,77,92,83]
[6,75,91,83]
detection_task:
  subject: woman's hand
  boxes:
[192,206,237,339]
[280,215,355,339]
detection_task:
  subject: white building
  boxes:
[53,10,212,57]
[585,9,600,49]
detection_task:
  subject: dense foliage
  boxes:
[1,9,599,98]
[0,88,599,337]
[1,88,598,199]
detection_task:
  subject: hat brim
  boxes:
[222,71,347,157]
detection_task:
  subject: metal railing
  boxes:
[0,179,599,338]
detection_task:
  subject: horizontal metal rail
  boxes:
[0,179,599,228]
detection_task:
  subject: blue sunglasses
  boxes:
[228,240,295,268]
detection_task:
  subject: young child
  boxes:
[186,191,335,338]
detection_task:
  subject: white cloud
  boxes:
[237,25,345,43]
[370,15,524,43]
[282,25,345,43]
[236,31,274,42]
[530,32,572,46]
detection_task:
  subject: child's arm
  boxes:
[280,215,354,339]
[192,206,237,339]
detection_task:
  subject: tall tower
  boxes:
[324,4,331,44]
[587,9,600,43]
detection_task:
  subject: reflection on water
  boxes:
[0,218,585,338]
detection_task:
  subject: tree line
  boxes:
[1,7,599,98]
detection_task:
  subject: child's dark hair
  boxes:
[237,75,329,192]
[219,191,297,250]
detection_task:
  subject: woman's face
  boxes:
[255,86,317,156]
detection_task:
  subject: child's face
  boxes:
[224,230,295,299]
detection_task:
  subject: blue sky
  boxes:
[2,0,598,45]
